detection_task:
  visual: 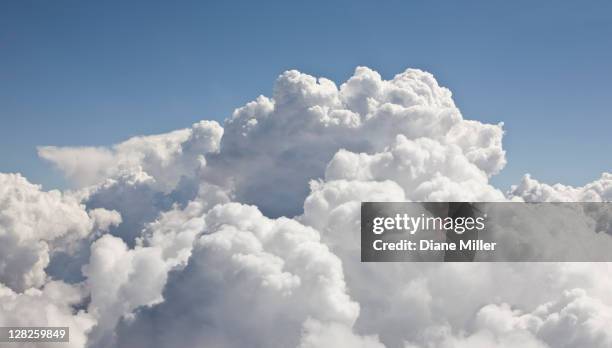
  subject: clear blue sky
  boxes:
[1,0,610,190]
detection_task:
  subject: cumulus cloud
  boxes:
[0,66,610,348]
[0,281,95,348]
[40,67,505,217]
[299,153,612,346]
[404,288,612,348]
[300,169,612,346]
[39,121,223,193]
[0,173,118,292]
[509,173,612,202]
[478,289,612,348]
[204,67,506,216]
[84,235,169,347]
[509,173,612,236]
[324,134,505,202]
[111,203,376,348]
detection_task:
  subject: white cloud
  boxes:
[39,121,223,193]
[0,173,118,292]
[204,67,505,216]
[0,66,609,348]
[413,288,612,348]
[509,173,612,202]
[0,281,95,348]
[299,318,385,348]
[324,134,505,202]
[40,67,505,217]
[509,173,612,236]
[84,235,169,347]
[299,167,612,346]
[110,203,374,348]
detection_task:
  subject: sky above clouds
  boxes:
[0,0,611,190]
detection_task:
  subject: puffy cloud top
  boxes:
[38,67,507,217]
[211,67,505,215]
[0,173,118,292]
[509,173,612,202]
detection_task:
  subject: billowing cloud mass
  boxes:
[0,67,610,348]
[39,67,505,217]
[113,203,379,348]
[0,173,120,292]
[509,173,612,202]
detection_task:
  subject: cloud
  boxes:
[0,66,610,348]
[0,281,95,348]
[299,319,385,348]
[477,289,612,348]
[323,134,505,202]
[80,171,175,247]
[405,288,612,348]
[40,67,505,217]
[203,67,505,216]
[508,173,612,236]
[0,173,118,292]
[39,121,223,193]
[37,146,117,188]
[300,163,612,346]
[509,173,612,202]
[111,203,375,348]
[84,235,169,347]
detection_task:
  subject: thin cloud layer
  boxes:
[0,67,610,348]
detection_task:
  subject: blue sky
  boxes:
[1,0,610,190]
